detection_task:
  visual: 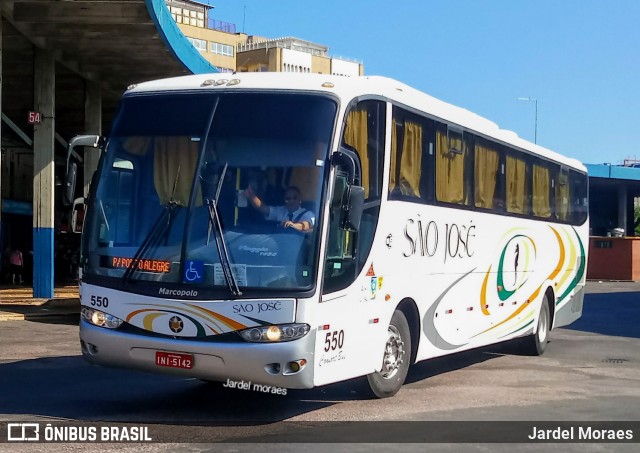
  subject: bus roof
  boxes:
[127,73,585,172]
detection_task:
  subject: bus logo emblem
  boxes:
[169,316,184,333]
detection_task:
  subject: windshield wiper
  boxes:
[206,163,242,296]
[123,166,182,282]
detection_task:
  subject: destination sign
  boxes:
[110,257,171,273]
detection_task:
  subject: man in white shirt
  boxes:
[244,186,315,232]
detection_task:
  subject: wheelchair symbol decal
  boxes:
[183,260,204,283]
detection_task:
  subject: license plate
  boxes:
[155,351,194,369]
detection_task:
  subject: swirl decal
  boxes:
[127,308,207,337]
[556,227,586,306]
[474,226,566,338]
[423,268,476,350]
[125,302,250,337]
[495,235,536,301]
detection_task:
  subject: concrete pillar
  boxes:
[618,184,627,236]
[0,17,3,250]
[33,48,55,298]
[83,79,102,197]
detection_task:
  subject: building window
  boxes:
[210,42,234,57]
[170,6,205,28]
[186,37,207,52]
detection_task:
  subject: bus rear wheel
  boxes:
[523,295,550,356]
[367,310,411,398]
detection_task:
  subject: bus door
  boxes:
[313,99,387,386]
[313,171,385,386]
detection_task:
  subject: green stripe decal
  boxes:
[556,227,586,306]
[499,319,534,339]
[496,235,529,301]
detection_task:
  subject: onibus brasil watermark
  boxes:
[6,423,152,442]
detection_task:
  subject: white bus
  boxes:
[69,73,588,398]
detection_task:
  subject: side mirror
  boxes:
[71,198,86,233]
[64,135,102,206]
[342,185,365,232]
[63,161,78,206]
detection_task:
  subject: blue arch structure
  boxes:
[146,0,219,75]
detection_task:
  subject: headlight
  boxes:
[81,307,123,329]
[239,323,310,343]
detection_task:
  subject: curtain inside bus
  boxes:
[555,169,570,221]
[474,144,499,209]
[123,136,201,206]
[532,164,551,218]
[343,109,369,196]
[506,155,527,214]
[390,120,423,197]
[435,130,467,204]
[153,137,201,206]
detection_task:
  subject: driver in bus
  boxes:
[243,185,315,233]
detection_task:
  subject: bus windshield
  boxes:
[82,91,337,293]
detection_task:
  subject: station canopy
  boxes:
[1,0,214,147]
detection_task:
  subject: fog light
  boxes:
[283,359,307,375]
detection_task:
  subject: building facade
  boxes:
[165,0,364,76]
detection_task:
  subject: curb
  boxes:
[42,298,80,308]
[0,313,25,321]
[0,297,80,322]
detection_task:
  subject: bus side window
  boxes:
[435,126,470,205]
[389,106,432,202]
[555,166,570,221]
[570,171,588,225]
[324,100,385,295]
[474,139,502,211]
[506,153,529,215]
[532,163,552,218]
[323,173,356,293]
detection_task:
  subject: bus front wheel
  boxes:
[367,310,411,398]
[523,295,550,356]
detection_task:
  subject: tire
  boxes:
[367,310,411,398]
[523,294,551,356]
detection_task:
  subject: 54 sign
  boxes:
[28,111,41,125]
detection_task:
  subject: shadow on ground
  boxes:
[566,291,640,338]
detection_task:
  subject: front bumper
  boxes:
[79,319,315,389]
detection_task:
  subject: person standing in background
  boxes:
[10,247,24,285]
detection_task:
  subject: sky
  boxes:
[208,0,640,166]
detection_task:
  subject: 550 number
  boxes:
[323,330,344,352]
[90,295,109,308]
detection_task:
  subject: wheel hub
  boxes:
[539,307,548,343]
[380,325,405,379]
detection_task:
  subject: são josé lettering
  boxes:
[403,217,475,263]
[233,301,282,314]
[528,426,633,440]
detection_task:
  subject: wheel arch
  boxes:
[544,285,556,330]
[396,298,420,365]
